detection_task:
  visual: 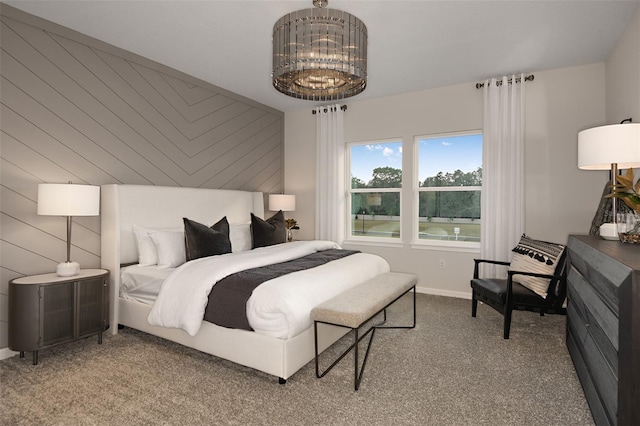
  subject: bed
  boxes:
[100,184,390,382]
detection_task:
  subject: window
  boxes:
[416,132,482,244]
[348,140,402,239]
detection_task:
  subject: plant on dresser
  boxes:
[8,269,109,365]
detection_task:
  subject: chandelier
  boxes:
[272,0,368,101]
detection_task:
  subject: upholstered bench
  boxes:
[310,272,417,390]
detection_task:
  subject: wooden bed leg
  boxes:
[278,377,286,385]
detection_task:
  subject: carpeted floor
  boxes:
[1,294,594,425]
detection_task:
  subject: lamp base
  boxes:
[599,223,619,241]
[56,261,80,277]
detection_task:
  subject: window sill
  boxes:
[410,240,480,253]
[340,238,404,249]
[340,238,481,253]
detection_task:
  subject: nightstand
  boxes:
[8,269,109,365]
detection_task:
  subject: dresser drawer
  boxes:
[568,266,618,352]
[567,297,618,424]
[569,241,624,316]
[567,327,613,426]
[567,235,640,426]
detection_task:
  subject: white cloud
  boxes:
[383,147,394,157]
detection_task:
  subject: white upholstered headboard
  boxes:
[100,184,264,333]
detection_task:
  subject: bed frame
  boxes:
[100,184,348,382]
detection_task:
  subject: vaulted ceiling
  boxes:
[6,0,640,112]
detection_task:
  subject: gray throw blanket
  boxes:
[204,249,359,330]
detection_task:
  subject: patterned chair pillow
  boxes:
[509,234,566,298]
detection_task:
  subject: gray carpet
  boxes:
[1,294,594,425]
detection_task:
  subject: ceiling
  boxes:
[6,0,640,112]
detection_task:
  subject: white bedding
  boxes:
[147,240,390,338]
[120,265,171,304]
[247,251,390,338]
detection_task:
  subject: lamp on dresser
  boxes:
[37,183,100,276]
[577,122,640,239]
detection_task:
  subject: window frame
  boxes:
[412,130,482,251]
[345,139,403,245]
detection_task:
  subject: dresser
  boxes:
[566,235,639,426]
[8,269,109,365]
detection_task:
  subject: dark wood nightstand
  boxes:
[8,269,109,365]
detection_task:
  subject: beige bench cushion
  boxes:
[310,272,417,329]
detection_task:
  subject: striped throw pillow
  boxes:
[509,234,566,298]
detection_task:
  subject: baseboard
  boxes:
[416,286,472,300]
[0,347,18,361]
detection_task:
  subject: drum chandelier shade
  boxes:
[272,0,368,101]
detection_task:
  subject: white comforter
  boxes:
[148,240,390,338]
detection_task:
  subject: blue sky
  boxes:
[350,134,482,184]
[350,142,403,183]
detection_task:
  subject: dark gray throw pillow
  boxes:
[183,217,232,261]
[251,211,286,248]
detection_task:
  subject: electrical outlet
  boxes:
[439,259,445,270]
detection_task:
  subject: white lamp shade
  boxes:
[269,194,296,212]
[578,123,640,170]
[37,184,100,216]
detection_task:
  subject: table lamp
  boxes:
[578,122,640,239]
[269,194,297,241]
[37,183,100,276]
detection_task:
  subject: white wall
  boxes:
[606,8,640,123]
[284,63,607,298]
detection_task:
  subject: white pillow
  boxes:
[149,229,186,269]
[230,223,252,253]
[133,225,159,266]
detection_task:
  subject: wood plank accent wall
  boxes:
[0,5,284,350]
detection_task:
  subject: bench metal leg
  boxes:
[314,321,376,390]
[354,326,377,390]
[315,321,366,379]
[374,285,417,331]
[314,286,416,390]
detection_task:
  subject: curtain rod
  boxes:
[475,74,534,89]
[312,105,347,114]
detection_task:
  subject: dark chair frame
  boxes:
[470,256,567,339]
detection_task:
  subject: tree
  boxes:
[418,167,482,219]
[420,167,482,188]
[368,167,402,188]
[351,176,367,189]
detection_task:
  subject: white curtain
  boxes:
[481,74,526,271]
[315,105,346,243]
